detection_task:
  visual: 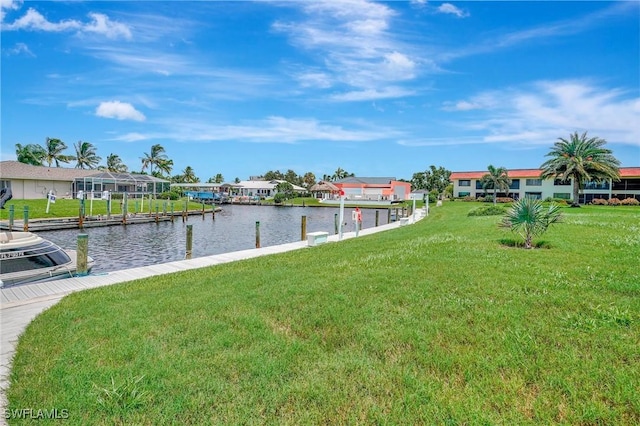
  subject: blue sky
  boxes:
[2,0,639,182]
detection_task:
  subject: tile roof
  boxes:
[450,167,640,180]
[0,161,98,181]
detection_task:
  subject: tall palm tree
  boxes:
[44,137,75,167]
[106,154,128,173]
[141,144,170,175]
[182,166,199,183]
[15,143,46,166]
[74,141,102,169]
[480,165,511,205]
[540,132,620,207]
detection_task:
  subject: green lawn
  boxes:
[6,202,639,424]
[0,198,213,220]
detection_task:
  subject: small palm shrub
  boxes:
[500,197,562,249]
[608,197,621,206]
[621,197,640,206]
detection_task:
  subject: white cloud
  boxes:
[331,87,415,102]
[6,42,33,56]
[0,0,21,23]
[437,3,469,18]
[82,13,132,40]
[96,101,146,121]
[2,6,131,39]
[443,81,640,147]
[111,116,403,144]
[274,0,419,101]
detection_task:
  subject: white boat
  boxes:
[0,231,94,288]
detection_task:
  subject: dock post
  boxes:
[76,233,89,276]
[334,213,338,234]
[122,192,128,225]
[78,205,84,229]
[171,202,175,222]
[107,195,111,220]
[375,210,379,227]
[255,221,261,248]
[155,202,159,223]
[301,215,307,241]
[163,201,167,216]
[23,206,29,232]
[387,208,391,224]
[9,205,14,231]
[186,225,193,259]
[212,203,215,220]
[135,200,139,214]
[202,201,205,219]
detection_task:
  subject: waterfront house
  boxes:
[450,167,640,203]
[333,177,412,202]
[0,161,169,200]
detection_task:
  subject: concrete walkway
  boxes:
[0,212,425,421]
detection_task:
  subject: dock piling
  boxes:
[76,233,89,276]
[23,206,29,232]
[334,213,338,234]
[9,205,14,231]
[255,221,261,248]
[375,210,379,227]
[186,225,193,259]
[301,215,307,241]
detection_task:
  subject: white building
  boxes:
[450,167,640,203]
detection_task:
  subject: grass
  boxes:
[6,202,640,424]
[0,198,213,220]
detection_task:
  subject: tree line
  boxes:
[14,131,621,205]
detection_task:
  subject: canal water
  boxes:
[40,205,392,273]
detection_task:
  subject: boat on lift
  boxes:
[0,231,94,288]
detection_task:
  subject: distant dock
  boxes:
[0,208,221,232]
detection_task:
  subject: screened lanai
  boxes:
[73,172,170,199]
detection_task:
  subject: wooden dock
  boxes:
[0,209,220,232]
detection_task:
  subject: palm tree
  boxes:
[15,143,46,165]
[214,173,224,183]
[141,144,170,175]
[480,165,511,205]
[182,166,199,183]
[106,154,128,173]
[540,131,620,207]
[44,137,75,167]
[331,167,354,181]
[501,197,562,249]
[74,141,101,169]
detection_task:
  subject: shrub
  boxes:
[591,198,608,205]
[273,193,287,204]
[496,197,515,203]
[608,198,621,206]
[483,195,493,203]
[476,196,485,202]
[462,196,475,202]
[468,206,506,216]
[621,197,640,206]
[159,191,181,200]
[500,198,562,249]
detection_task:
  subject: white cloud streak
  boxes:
[273,0,419,101]
[96,101,146,121]
[434,81,640,147]
[111,116,402,144]
[437,3,469,18]
[2,6,132,39]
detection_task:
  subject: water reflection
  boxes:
[40,205,390,273]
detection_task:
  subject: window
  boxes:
[459,192,470,197]
[526,179,542,186]
[509,179,520,189]
[0,180,11,190]
[459,180,470,187]
[553,193,571,200]
[476,181,484,190]
[554,179,571,186]
[525,192,542,200]
[584,181,610,190]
